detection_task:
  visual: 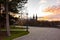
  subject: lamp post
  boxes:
[26,13,28,32]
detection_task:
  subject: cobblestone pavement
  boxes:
[13,27,60,40]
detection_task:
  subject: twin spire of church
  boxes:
[33,14,37,20]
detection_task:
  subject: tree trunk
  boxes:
[0,3,1,35]
[5,0,11,36]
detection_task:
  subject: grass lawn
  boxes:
[3,31,29,40]
[0,26,29,40]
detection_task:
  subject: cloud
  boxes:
[39,0,47,4]
[47,14,60,18]
[43,5,60,21]
[56,0,60,4]
[46,14,60,21]
[44,5,60,14]
[41,13,60,21]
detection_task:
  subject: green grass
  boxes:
[1,26,27,31]
[10,26,26,29]
[2,25,26,29]
[1,25,29,40]
[3,31,29,40]
[1,29,25,31]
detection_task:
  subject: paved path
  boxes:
[13,27,60,40]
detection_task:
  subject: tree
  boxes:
[0,0,28,36]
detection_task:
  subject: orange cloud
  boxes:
[41,5,60,21]
[44,5,60,14]
[38,14,60,21]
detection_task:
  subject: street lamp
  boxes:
[26,13,28,32]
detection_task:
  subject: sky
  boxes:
[25,0,60,20]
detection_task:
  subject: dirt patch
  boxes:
[0,31,7,40]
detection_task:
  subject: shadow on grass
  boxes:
[0,31,29,40]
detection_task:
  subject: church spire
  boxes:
[36,14,37,21]
[33,14,35,19]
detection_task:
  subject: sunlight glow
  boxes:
[37,12,53,17]
[17,0,60,21]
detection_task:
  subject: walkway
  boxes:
[13,27,60,40]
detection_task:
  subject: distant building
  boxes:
[36,14,37,21]
[33,14,37,21]
[33,14,35,20]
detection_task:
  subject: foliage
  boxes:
[0,0,28,28]
[0,14,18,28]
[0,0,28,13]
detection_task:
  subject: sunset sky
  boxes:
[25,0,60,21]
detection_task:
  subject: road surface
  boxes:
[13,27,60,40]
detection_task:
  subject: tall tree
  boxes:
[0,0,28,36]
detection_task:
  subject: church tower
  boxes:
[36,14,37,21]
[33,14,35,20]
